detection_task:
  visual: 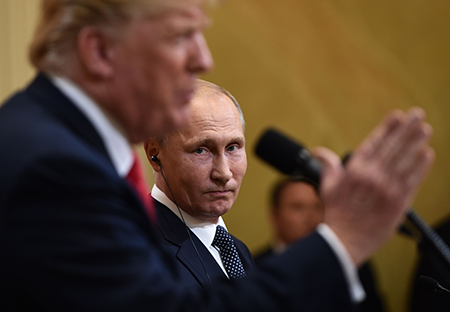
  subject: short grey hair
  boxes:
[154,79,245,148]
[196,79,245,133]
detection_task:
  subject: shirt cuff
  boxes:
[316,223,366,303]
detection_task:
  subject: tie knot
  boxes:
[212,225,234,250]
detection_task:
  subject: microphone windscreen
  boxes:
[254,128,321,184]
[255,128,305,175]
[418,275,438,291]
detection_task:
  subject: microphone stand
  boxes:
[405,208,450,272]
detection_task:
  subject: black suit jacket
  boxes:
[154,199,254,287]
[255,247,386,312]
[409,216,450,312]
[0,73,356,312]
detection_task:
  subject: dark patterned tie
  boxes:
[212,225,246,279]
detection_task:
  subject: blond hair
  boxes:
[29,0,213,74]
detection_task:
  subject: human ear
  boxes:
[77,26,116,78]
[144,140,161,172]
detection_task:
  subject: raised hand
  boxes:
[313,107,435,266]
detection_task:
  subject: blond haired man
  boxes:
[0,1,434,311]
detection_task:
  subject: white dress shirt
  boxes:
[50,74,133,177]
[151,184,230,277]
[317,224,366,302]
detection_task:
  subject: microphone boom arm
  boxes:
[406,209,450,272]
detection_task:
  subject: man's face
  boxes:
[272,182,324,244]
[156,92,247,223]
[107,1,213,142]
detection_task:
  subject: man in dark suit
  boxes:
[144,79,254,287]
[0,0,435,311]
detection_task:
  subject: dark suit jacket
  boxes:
[409,216,450,312]
[0,73,356,312]
[154,199,254,287]
[255,247,387,312]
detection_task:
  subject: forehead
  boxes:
[281,182,319,200]
[171,92,244,144]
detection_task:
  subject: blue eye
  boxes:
[227,145,238,152]
[194,148,206,154]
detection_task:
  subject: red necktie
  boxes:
[126,153,156,222]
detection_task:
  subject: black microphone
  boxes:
[254,128,450,272]
[418,275,450,294]
[254,128,322,184]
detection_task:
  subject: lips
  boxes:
[175,91,193,108]
[206,190,233,197]
[209,190,231,195]
[183,89,195,104]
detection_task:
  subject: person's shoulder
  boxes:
[253,246,275,262]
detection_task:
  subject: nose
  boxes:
[211,154,232,185]
[189,33,214,74]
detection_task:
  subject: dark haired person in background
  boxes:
[255,176,387,312]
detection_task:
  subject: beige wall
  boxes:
[203,1,450,312]
[2,1,450,311]
[0,0,39,103]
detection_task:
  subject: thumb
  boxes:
[311,146,343,193]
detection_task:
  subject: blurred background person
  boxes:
[255,176,388,312]
[254,177,322,261]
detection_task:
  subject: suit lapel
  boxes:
[25,73,109,158]
[23,73,158,237]
[154,200,226,286]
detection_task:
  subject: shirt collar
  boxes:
[151,184,227,247]
[49,74,133,177]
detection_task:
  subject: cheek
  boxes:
[178,157,209,185]
[232,157,248,180]
[141,102,190,138]
[151,52,185,83]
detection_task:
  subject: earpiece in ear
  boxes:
[151,155,161,166]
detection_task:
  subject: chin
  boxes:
[213,206,232,218]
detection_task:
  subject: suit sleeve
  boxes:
[2,155,355,312]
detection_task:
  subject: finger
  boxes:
[402,146,435,205]
[354,109,406,160]
[375,107,427,169]
[386,120,433,177]
[311,146,343,194]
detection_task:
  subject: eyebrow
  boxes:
[189,136,245,147]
